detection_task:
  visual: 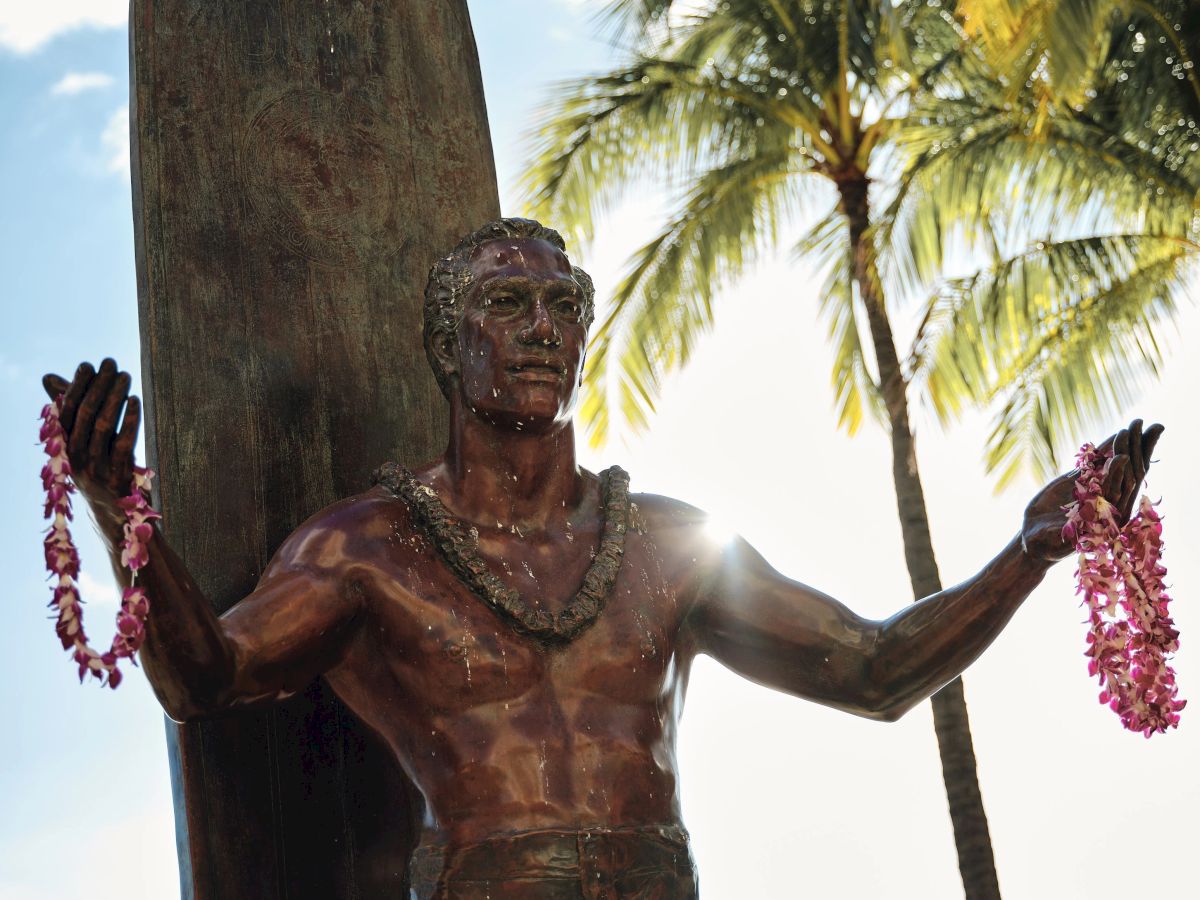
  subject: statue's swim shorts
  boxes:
[408,824,699,899]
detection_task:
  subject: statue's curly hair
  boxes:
[423,217,595,397]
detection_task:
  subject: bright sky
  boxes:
[0,2,1196,898]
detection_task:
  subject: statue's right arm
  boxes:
[44,360,363,723]
[132,513,363,722]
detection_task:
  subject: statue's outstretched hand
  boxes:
[42,358,142,527]
[1021,418,1163,563]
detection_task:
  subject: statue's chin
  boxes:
[458,379,579,435]
[466,402,572,435]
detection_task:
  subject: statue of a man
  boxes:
[44,217,1160,899]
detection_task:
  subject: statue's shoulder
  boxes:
[278,472,416,555]
[624,490,711,541]
[621,490,726,605]
[362,461,437,532]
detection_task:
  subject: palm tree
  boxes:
[890,0,1199,483]
[522,2,1007,896]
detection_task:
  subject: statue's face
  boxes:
[444,237,588,431]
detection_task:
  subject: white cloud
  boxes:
[100,104,129,175]
[548,25,573,42]
[0,1,126,55]
[50,70,114,96]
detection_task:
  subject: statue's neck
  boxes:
[434,398,583,532]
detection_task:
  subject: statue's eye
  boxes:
[554,298,582,320]
[486,293,519,310]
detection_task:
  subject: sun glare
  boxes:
[703,513,736,545]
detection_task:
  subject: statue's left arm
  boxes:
[685,420,1161,721]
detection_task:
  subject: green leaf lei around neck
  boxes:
[372,463,630,645]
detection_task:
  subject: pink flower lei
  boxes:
[1063,443,1185,736]
[40,396,159,689]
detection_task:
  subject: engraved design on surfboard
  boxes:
[239,89,397,267]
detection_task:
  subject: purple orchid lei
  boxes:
[40,397,159,689]
[1063,443,1185,736]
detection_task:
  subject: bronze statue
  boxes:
[43,218,1162,899]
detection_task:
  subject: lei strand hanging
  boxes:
[1063,443,1185,736]
[40,396,158,689]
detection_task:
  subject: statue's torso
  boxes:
[313,478,707,848]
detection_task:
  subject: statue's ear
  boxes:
[430,326,459,380]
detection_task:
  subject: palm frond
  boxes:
[794,208,885,434]
[581,151,810,445]
[594,0,683,48]
[886,102,1197,299]
[1045,0,1115,105]
[910,232,1197,483]
[521,56,822,247]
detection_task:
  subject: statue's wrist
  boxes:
[84,494,128,538]
[1018,533,1060,571]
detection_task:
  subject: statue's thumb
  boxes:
[42,374,67,398]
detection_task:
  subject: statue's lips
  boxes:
[506,361,565,381]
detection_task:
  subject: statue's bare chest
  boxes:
[363,515,690,714]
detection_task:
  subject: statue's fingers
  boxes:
[68,359,117,462]
[1120,461,1139,522]
[59,361,95,435]
[1128,419,1144,481]
[42,373,69,400]
[1102,455,1129,504]
[89,371,131,473]
[1101,457,1138,522]
[1113,427,1130,459]
[1142,423,1164,469]
[112,395,141,467]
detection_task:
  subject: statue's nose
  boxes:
[519,300,561,347]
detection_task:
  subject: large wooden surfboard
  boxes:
[129,2,499,896]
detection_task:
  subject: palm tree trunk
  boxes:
[836,174,1002,900]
